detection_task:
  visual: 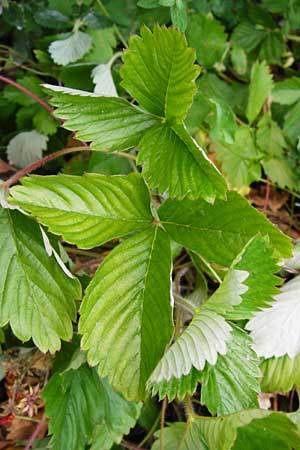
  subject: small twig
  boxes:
[3,146,90,188]
[114,151,137,161]
[0,75,53,113]
[65,247,103,258]
[183,396,194,422]
[138,412,161,447]
[160,398,167,450]
[263,176,270,213]
[24,413,46,450]
[71,258,103,274]
[121,440,147,450]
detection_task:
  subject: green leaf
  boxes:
[272,77,300,105]
[33,109,59,136]
[138,123,227,202]
[152,410,300,450]
[79,227,174,400]
[3,76,44,106]
[201,327,260,416]
[209,99,237,144]
[44,84,157,152]
[49,31,92,65]
[0,207,81,353]
[263,157,296,190]
[257,116,287,157]
[260,354,300,393]
[247,275,300,359]
[88,152,131,175]
[213,125,262,189]
[225,236,282,320]
[9,173,153,249]
[187,13,227,69]
[44,365,141,450]
[231,45,247,75]
[171,0,187,32]
[284,98,300,144]
[92,64,118,96]
[246,60,273,123]
[259,31,284,65]
[83,28,116,64]
[121,25,199,121]
[159,192,292,267]
[34,9,70,30]
[232,22,266,52]
[7,130,48,168]
[148,368,202,402]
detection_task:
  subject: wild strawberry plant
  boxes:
[1,13,300,450]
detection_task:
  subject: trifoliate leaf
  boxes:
[7,130,48,168]
[232,22,266,52]
[148,368,202,402]
[272,77,300,105]
[247,275,300,358]
[213,125,262,189]
[260,354,300,393]
[44,365,141,450]
[79,227,174,401]
[121,25,200,121]
[44,84,157,151]
[187,13,227,69]
[201,327,260,416]
[9,173,153,249]
[138,123,227,202]
[246,60,273,124]
[209,99,236,144]
[159,192,292,267]
[0,207,81,353]
[92,64,118,97]
[152,410,300,450]
[225,236,282,320]
[49,31,92,66]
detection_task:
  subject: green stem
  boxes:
[288,34,300,42]
[183,395,194,422]
[138,412,161,447]
[196,253,222,284]
[96,0,128,48]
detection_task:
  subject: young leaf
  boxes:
[0,207,81,353]
[9,173,153,249]
[209,99,236,144]
[225,236,282,320]
[260,354,300,393]
[121,25,200,121]
[187,13,228,69]
[159,192,292,267]
[201,327,260,416]
[49,31,92,66]
[138,123,227,201]
[148,367,202,402]
[91,64,118,97]
[43,365,141,450]
[44,84,157,152]
[152,410,300,450]
[7,130,48,168]
[33,109,59,136]
[272,77,300,105]
[246,61,273,124]
[213,125,262,189]
[79,227,174,401]
[247,275,300,358]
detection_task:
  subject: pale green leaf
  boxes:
[201,327,260,416]
[247,275,300,358]
[44,84,157,152]
[213,125,262,189]
[92,64,118,97]
[152,410,300,450]
[159,192,292,267]
[44,365,141,450]
[209,99,236,144]
[231,45,247,75]
[171,0,187,32]
[49,31,92,65]
[79,227,174,401]
[272,77,300,105]
[263,158,296,190]
[138,123,227,202]
[187,13,227,69]
[0,207,81,353]
[283,99,300,144]
[148,368,202,402]
[9,173,153,249]
[246,61,273,123]
[260,354,300,393]
[257,116,287,157]
[225,236,282,320]
[7,131,48,168]
[121,25,199,121]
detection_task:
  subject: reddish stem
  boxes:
[24,414,46,450]
[263,176,270,212]
[0,75,53,113]
[3,146,90,189]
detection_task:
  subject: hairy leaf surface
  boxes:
[79,226,173,400]
[9,173,153,249]
[260,354,300,393]
[0,207,80,352]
